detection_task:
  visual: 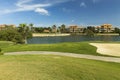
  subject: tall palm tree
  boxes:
[29,23,34,32]
[18,23,30,44]
[52,25,57,33]
[60,24,66,33]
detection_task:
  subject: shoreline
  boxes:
[96,33,119,36]
[32,33,71,37]
[32,33,119,37]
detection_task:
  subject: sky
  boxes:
[0,0,120,27]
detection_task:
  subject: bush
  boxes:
[0,28,24,44]
[85,29,94,37]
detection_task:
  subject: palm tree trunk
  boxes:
[25,36,27,44]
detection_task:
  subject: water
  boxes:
[27,35,120,44]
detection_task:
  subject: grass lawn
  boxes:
[0,41,14,48]
[1,42,99,55]
[0,41,120,80]
[0,55,120,80]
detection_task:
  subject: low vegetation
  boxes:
[0,55,119,80]
[2,42,98,55]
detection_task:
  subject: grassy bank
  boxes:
[0,55,119,80]
[0,41,14,48]
[2,42,98,55]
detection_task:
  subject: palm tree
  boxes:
[29,23,34,32]
[60,24,66,33]
[18,23,30,44]
[52,25,57,33]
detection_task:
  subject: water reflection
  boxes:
[27,35,120,44]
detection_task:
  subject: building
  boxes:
[43,29,50,33]
[68,25,84,33]
[101,24,114,33]
[0,24,16,30]
[0,25,5,30]
[51,25,57,33]
[95,24,115,33]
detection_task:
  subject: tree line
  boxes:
[0,23,33,44]
[0,23,120,44]
[33,25,120,34]
[33,24,67,33]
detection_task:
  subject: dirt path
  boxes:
[5,51,120,63]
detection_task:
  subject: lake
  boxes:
[27,35,120,44]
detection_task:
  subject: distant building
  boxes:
[95,26,101,33]
[101,24,114,32]
[95,24,115,33]
[43,29,50,33]
[0,24,5,30]
[68,25,84,33]
[0,24,16,30]
[52,26,57,33]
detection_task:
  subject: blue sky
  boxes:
[0,0,120,27]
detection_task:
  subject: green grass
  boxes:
[0,41,14,48]
[0,55,119,80]
[2,42,99,55]
[0,41,120,80]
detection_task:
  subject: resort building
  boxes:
[43,29,50,33]
[68,25,84,33]
[0,24,5,30]
[52,26,57,33]
[95,24,115,33]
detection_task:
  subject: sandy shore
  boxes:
[33,33,70,37]
[90,43,120,56]
[33,33,119,37]
[96,33,119,36]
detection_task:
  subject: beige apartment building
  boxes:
[95,24,115,33]
[69,25,84,33]
[68,24,115,33]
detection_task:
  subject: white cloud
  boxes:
[16,0,51,8]
[16,0,33,7]
[35,8,49,15]
[0,0,71,15]
[80,2,87,8]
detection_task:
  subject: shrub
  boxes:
[0,28,24,44]
[85,29,94,37]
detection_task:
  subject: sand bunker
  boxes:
[90,43,120,56]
